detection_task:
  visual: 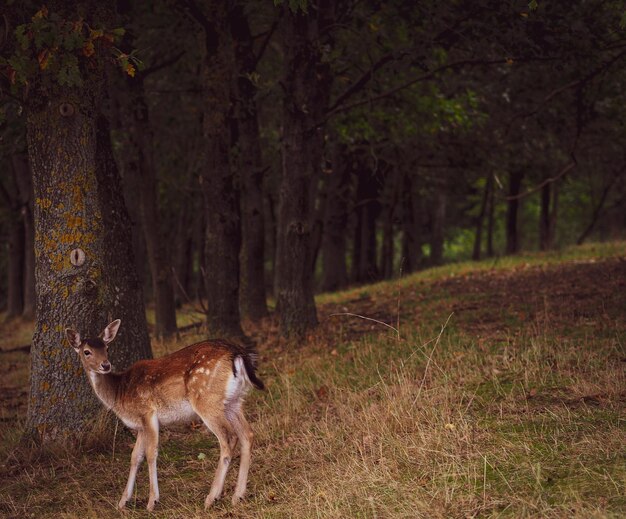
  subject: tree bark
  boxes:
[25,4,151,440]
[486,174,496,257]
[231,3,268,321]
[430,186,446,266]
[380,167,399,280]
[172,187,195,305]
[320,144,351,292]
[472,173,493,261]
[274,3,334,337]
[14,155,36,319]
[401,173,424,273]
[6,206,25,318]
[130,78,178,338]
[352,160,381,283]
[539,181,551,251]
[201,3,243,337]
[505,170,524,255]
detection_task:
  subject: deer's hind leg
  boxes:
[191,396,236,508]
[226,406,254,505]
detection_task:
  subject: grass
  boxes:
[1,240,625,518]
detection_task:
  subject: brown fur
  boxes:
[66,320,262,511]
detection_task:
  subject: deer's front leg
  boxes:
[143,414,160,512]
[118,430,145,510]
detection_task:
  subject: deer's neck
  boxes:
[87,371,121,411]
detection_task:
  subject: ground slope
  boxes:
[1,242,625,518]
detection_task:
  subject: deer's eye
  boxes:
[83,350,92,357]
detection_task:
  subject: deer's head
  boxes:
[65,319,121,374]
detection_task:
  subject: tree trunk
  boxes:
[486,174,496,257]
[505,170,524,255]
[107,75,149,303]
[172,188,195,305]
[320,144,351,292]
[201,4,243,337]
[310,175,328,278]
[401,173,424,273]
[352,161,381,283]
[13,153,37,319]
[191,189,206,301]
[25,9,151,439]
[472,173,493,261]
[274,4,334,337]
[231,3,268,322]
[549,181,559,247]
[6,208,25,318]
[430,186,446,266]
[539,181,551,251]
[380,167,399,280]
[131,78,178,337]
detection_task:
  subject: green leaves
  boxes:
[5,6,130,91]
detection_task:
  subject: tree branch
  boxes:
[576,173,622,245]
[506,49,626,131]
[324,57,544,123]
[177,0,218,52]
[504,157,577,201]
[253,19,278,70]
[328,51,401,113]
[142,51,185,78]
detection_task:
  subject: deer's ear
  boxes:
[65,328,82,350]
[101,319,121,344]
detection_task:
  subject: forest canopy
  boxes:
[1,0,625,341]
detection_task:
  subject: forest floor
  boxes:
[0,241,625,518]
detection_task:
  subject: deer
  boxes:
[65,319,264,512]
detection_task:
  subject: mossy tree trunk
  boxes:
[26,57,151,440]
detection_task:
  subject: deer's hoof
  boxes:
[232,494,244,506]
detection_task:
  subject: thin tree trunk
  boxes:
[11,153,35,317]
[472,173,492,261]
[430,186,446,266]
[380,167,399,280]
[549,181,559,247]
[576,176,616,245]
[505,170,524,255]
[539,181,551,251]
[6,209,25,318]
[131,80,178,338]
[486,175,496,257]
[352,160,381,283]
[320,144,351,292]
[401,172,424,273]
[173,189,194,305]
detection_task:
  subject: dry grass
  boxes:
[1,242,625,518]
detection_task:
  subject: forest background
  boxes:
[0,0,625,465]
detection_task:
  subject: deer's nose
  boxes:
[101,361,111,372]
